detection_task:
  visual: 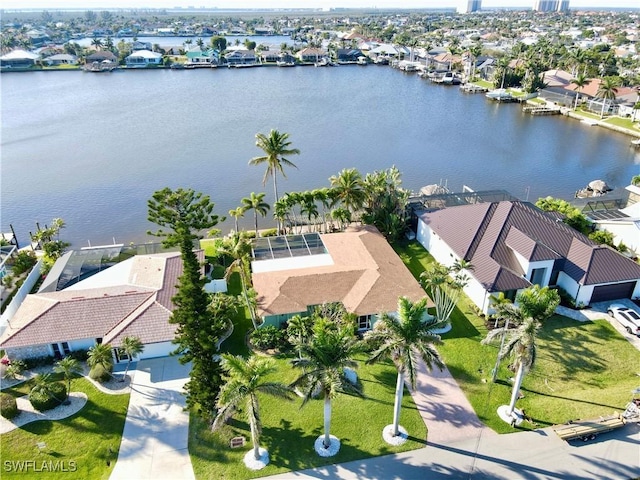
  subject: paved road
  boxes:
[110,356,195,480]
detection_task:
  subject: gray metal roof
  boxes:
[419,201,640,292]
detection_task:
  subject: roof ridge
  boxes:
[467,202,499,260]
[102,294,158,345]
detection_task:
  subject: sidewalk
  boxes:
[110,356,194,480]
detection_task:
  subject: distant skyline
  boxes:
[1,0,639,10]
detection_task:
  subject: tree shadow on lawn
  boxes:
[264,419,375,472]
[536,320,611,380]
[441,306,481,340]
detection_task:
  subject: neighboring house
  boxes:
[0,49,39,68]
[585,185,640,256]
[186,47,219,67]
[432,52,462,71]
[225,49,256,65]
[85,51,118,64]
[125,49,163,67]
[132,41,152,51]
[254,26,275,35]
[0,251,205,363]
[368,44,408,59]
[251,225,427,331]
[296,47,327,63]
[335,48,364,62]
[416,200,640,314]
[45,53,78,66]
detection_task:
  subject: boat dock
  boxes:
[460,83,488,93]
[522,105,561,115]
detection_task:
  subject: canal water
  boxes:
[2,65,639,246]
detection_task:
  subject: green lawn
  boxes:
[0,377,130,479]
[473,79,493,89]
[603,116,638,130]
[189,354,426,480]
[393,241,640,433]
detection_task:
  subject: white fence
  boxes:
[0,259,43,336]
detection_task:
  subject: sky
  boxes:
[1,0,639,10]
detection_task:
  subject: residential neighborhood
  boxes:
[1,5,640,480]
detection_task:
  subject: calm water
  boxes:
[2,66,639,247]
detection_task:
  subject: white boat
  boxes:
[631,139,640,147]
[276,61,295,67]
[356,56,368,65]
[581,118,598,126]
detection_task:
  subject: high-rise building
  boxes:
[533,0,569,12]
[457,0,482,14]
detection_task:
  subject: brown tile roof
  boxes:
[252,225,428,318]
[0,251,202,349]
[419,201,640,292]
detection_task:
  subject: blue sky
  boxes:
[2,0,639,9]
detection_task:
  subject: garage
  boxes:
[590,281,637,303]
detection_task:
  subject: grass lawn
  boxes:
[393,240,640,433]
[473,79,493,89]
[603,116,637,130]
[189,353,426,480]
[0,376,130,479]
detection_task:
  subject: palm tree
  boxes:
[119,336,144,381]
[483,314,540,422]
[53,357,82,400]
[300,192,319,231]
[312,188,331,233]
[420,262,471,325]
[220,232,258,329]
[286,314,314,359]
[91,36,103,51]
[570,73,589,110]
[597,77,619,118]
[228,206,246,233]
[329,168,365,219]
[291,320,363,454]
[365,297,445,439]
[273,198,289,234]
[213,354,293,464]
[31,373,65,405]
[241,192,270,236]
[249,130,300,203]
[87,342,113,371]
[488,302,524,383]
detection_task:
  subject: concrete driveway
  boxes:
[110,356,194,480]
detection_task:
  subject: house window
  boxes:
[114,348,129,363]
[51,343,62,359]
[549,270,560,286]
[358,315,372,331]
[61,342,71,356]
[530,268,546,286]
[503,290,517,302]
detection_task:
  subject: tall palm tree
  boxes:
[291,320,363,453]
[365,297,445,439]
[228,206,246,233]
[570,73,589,110]
[483,314,540,420]
[273,198,290,234]
[249,130,300,204]
[300,192,319,231]
[219,232,258,329]
[241,192,270,236]
[312,188,331,233]
[213,354,292,464]
[487,302,524,383]
[597,77,619,118]
[119,336,144,381]
[53,357,82,400]
[329,168,365,219]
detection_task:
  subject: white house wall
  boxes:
[525,260,555,286]
[595,220,640,255]
[138,341,175,361]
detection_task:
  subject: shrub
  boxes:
[261,228,278,237]
[0,393,18,419]
[11,251,37,276]
[23,355,55,370]
[250,325,287,351]
[69,349,89,362]
[29,382,66,412]
[89,363,112,383]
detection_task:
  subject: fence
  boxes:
[0,259,43,336]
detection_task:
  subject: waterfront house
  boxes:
[225,49,257,65]
[132,40,153,51]
[125,50,163,67]
[186,47,219,67]
[0,49,39,69]
[251,225,427,331]
[335,48,364,63]
[44,53,78,66]
[296,47,328,63]
[368,44,408,60]
[415,200,640,314]
[86,51,118,64]
[0,251,203,363]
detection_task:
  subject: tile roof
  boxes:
[252,225,428,318]
[0,251,202,349]
[419,201,640,292]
